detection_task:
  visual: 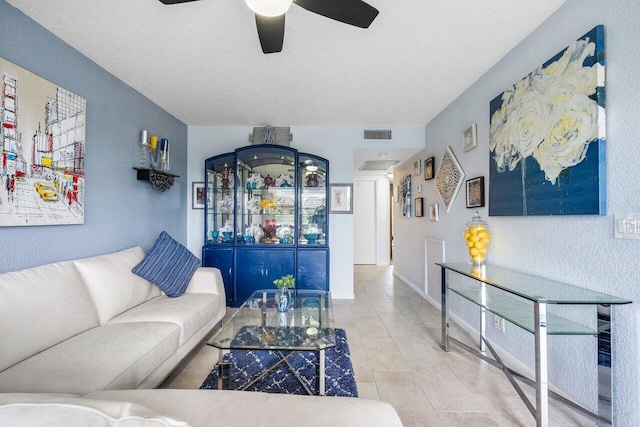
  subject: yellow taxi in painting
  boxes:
[34,181,58,201]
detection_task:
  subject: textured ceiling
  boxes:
[6,0,566,126]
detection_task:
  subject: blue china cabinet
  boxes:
[202,144,329,307]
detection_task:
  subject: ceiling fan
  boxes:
[158,0,379,54]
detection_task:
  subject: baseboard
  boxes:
[331,293,355,300]
[392,270,427,299]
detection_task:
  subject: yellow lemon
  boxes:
[463,232,471,240]
[478,230,489,239]
[479,247,487,254]
[474,241,485,250]
[466,240,475,248]
[480,237,490,245]
[468,227,479,235]
[469,247,479,256]
[468,234,480,243]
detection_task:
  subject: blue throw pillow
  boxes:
[132,231,200,298]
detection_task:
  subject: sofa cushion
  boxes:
[132,232,199,298]
[73,247,162,325]
[0,393,189,427]
[0,260,99,372]
[108,293,221,346]
[0,322,179,395]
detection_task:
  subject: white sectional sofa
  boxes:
[0,246,226,394]
[0,246,403,426]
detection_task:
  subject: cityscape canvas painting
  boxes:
[1,56,86,226]
[489,26,605,216]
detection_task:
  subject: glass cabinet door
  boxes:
[235,145,297,246]
[298,154,328,246]
[204,154,236,245]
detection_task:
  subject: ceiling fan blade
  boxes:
[158,0,199,4]
[255,14,285,54]
[294,0,378,28]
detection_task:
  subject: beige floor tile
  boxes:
[357,381,380,400]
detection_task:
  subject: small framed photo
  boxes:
[414,160,422,176]
[466,176,485,208]
[192,182,205,209]
[329,183,353,214]
[429,203,439,222]
[417,184,423,193]
[462,123,478,152]
[415,198,424,217]
[424,157,435,180]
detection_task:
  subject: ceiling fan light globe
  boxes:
[245,0,292,17]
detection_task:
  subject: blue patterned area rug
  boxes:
[200,328,358,397]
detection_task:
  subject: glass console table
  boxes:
[438,263,631,427]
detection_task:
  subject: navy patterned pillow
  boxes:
[132,231,200,298]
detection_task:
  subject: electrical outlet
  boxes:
[494,315,506,333]
[614,215,640,239]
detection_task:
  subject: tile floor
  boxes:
[161,265,594,426]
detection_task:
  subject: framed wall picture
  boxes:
[414,160,422,176]
[415,197,424,217]
[424,157,435,180]
[466,176,485,208]
[192,182,205,209]
[462,123,478,152]
[329,183,353,214]
[429,203,439,222]
[0,56,87,227]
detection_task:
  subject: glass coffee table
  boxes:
[207,290,335,395]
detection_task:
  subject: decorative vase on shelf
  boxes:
[464,211,491,265]
[247,223,264,243]
[303,223,322,244]
[219,221,234,243]
[276,223,294,245]
[305,173,319,188]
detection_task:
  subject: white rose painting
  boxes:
[489,26,605,216]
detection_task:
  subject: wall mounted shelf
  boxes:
[133,167,179,192]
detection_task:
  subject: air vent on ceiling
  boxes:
[363,128,393,141]
[359,160,399,171]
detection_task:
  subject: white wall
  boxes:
[392,0,640,423]
[187,126,423,299]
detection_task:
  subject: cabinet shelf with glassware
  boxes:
[202,145,330,306]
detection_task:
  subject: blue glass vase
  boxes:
[275,288,291,312]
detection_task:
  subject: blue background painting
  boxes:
[489,25,606,216]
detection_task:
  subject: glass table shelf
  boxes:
[448,284,595,335]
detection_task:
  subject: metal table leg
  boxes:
[534,302,549,427]
[598,304,613,426]
[319,349,326,396]
[441,266,450,352]
[480,282,487,353]
[217,348,225,390]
